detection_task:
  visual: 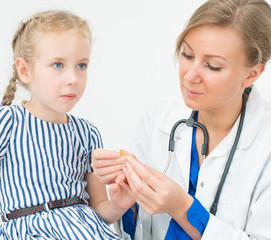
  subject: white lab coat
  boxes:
[116,87,271,240]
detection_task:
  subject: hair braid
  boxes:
[2,65,18,106]
[12,20,29,50]
[2,20,29,106]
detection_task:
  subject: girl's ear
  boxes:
[15,57,31,84]
[242,63,265,88]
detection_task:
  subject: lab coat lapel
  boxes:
[207,87,264,159]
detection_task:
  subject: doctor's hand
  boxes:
[91,148,126,185]
[120,156,194,217]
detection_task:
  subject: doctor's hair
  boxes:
[175,0,271,67]
[1,10,92,106]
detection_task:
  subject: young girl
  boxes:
[0,10,129,239]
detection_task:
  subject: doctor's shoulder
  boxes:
[263,100,271,116]
[261,100,271,131]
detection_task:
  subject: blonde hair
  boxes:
[176,0,271,67]
[2,10,92,106]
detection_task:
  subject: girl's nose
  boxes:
[65,69,78,86]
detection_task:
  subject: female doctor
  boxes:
[92,0,271,239]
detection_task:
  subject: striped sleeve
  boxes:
[0,107,14,158]
[87,122,103,173]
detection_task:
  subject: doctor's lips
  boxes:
[61,93,77,100]
[185,88,203,98]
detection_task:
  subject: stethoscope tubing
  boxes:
[210,92,247,215]
[165,88,250,215]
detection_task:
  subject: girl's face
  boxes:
[179,25,252,113]
[26,29,90,123]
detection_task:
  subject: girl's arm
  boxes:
[85,172,134,224]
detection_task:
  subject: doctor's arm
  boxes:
[121,156,202,240]
[121,155,271,240]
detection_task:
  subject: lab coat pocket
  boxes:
[217,197,249,229]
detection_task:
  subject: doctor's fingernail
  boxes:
[127,156,133,162]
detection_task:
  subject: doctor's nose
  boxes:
[183,63,201,84]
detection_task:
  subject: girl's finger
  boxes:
[92,148,120,159]
[115,173,126,184]
[109,183,120,194]
[91,157,126,168]
[94,170,124,184]
[95,164,125,176]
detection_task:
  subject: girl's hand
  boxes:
[108,177,136,210]
[91,148,126,184]
[121,156,194,218]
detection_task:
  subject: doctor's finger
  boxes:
[124,162,157,201]
[122,166,163,214]
[120,181,151,205]
[126,157,161,190]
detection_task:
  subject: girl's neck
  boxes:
[24,101,69,124]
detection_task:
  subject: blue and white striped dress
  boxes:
[0,105,125,240]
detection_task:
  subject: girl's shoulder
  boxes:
[67,114,103,149]
[0,105,18,155]
[68,114,100,133]
[67,114,102,141]
[0,105,17,121]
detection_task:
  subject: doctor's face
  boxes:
[179,25,251,112]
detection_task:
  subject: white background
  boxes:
[1,0,271,151]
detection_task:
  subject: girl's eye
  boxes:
[77,63,87,70]
[53,62,63,69]
[205,62,222,71]
[182,52,194,60]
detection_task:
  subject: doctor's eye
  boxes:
[53,62,63,69]
[182,52,194,60]
[205,62,222,71]
[77,63,87,70]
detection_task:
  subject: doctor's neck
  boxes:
[197,96,243,135]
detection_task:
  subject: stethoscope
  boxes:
[164,87,251,215]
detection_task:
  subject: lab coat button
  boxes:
[200,182,204,187]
